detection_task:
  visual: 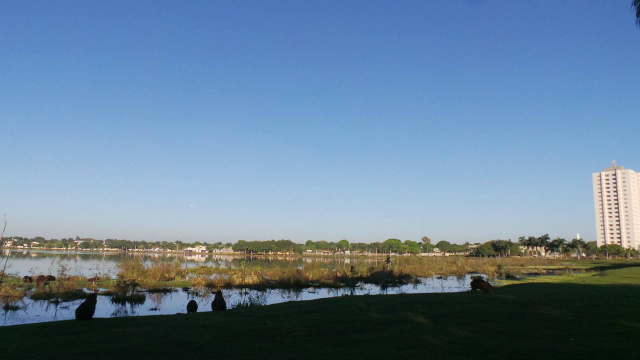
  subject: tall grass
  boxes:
[116,257,188,286]
[111,255,591,290]
[0,256,610,301]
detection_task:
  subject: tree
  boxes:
[473,243,495,257]
[568,238,586,259]
[537,234,550,257]
[508,242,521,256]
[422,242,436,253]
[382,239,404,254]
[435,240,453,253]
[403,240,421,255]
[584,241,599,259]
[634,0,640,25]
[304,240,316,250]
[232,240,248,252]
[315,241,330,251]
[369,242,382,255]
[350,242,369,253]
[490,240,512,257]
[602,244,626,258]
[548,238,566,258]
[518,236,539,257]
[421,236,431,245]
[518,236,528,256]
[471,240,518,257]
[61,238,74,249]
[337,239,350,252]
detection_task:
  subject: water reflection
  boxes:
[1,274,479,327]
[147,292,165,311]
[111,301,145,318]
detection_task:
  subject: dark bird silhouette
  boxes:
[470,278,495,294]
[187,299,198,313]
[211,290,226,311]
[75,293,98,320]
[22,276,33,283]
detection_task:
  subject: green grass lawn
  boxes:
[1,264,639,360]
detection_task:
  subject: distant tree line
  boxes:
[0,236,233,252]
[1,234,637,258]
[512,234,636,259]
[1,236,469,255]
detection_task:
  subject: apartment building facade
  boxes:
[592,162,640,249]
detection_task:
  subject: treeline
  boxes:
[515,234,637,259]
[2,235,636,258]
[0,236,233,252]
[0,236,473,255]
[472,235,638,259]
[239,239,471,255]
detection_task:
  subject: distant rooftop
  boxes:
[604,161,624,172]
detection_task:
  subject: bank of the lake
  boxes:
[1,263,638,360]
[0,275,479,326]
[1,256,635,326]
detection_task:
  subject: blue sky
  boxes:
[1,1,639,244]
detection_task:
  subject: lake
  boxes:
[1,250,481,326]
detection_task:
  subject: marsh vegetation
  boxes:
[1,253,636,326]
[0,255,611,301]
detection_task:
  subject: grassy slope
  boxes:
[1,265,639,360]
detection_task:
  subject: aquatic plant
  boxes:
[2,302,20,311]
[109,277,146,304]
[0,282,25,311]
[30,288,88,302]
[2,254,604,300]
[110,293,146,305]
[232,294,265,308]
[116,258,187,286]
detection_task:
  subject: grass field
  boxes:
[1,262,639,360]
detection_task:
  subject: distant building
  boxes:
[184,245,207,253]
[592,162,640,249]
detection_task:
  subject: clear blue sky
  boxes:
[1,1,639,244]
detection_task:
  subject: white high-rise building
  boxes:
[592,162,640,249]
